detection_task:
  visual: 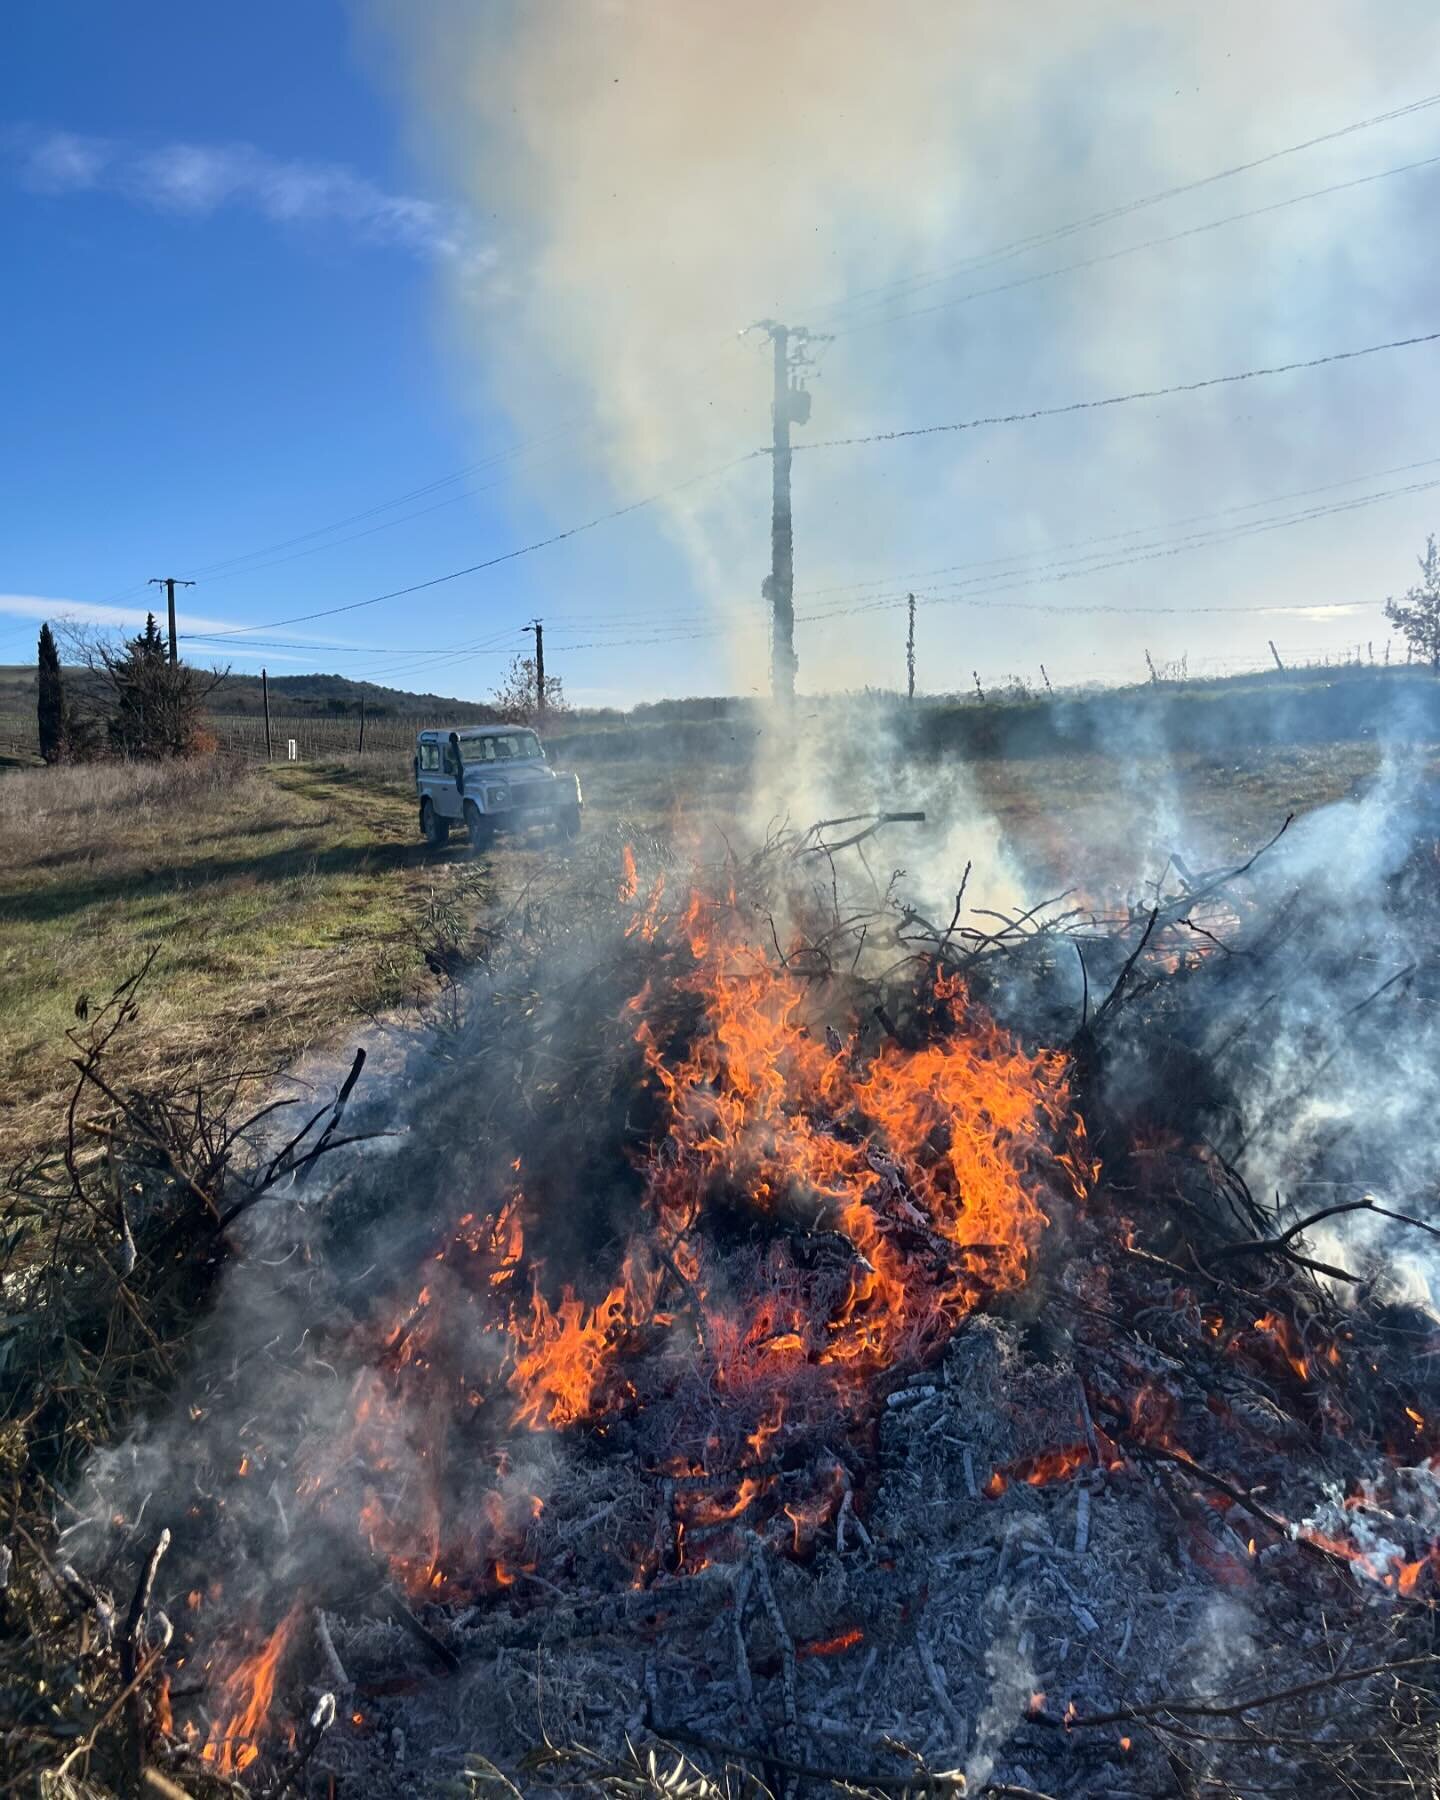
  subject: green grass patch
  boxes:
[0,758,466,1165]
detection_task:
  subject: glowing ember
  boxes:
[796,1626,864,1657]
[1014,1444,1089,1487]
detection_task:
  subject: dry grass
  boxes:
[0,755,466,1166]
[0,742,753,1170]
[969,741,1394,890]
[0,748,251,832]
[0,733,1405,1171]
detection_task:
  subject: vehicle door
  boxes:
[430,735,465,819]
[416,739,452,816]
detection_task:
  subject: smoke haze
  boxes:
[361,0,1440,697]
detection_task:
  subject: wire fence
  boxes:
[0,649,1421,770]
[0,711,444,767]
[208,713,428,763]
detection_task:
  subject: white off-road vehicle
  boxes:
[414,725,583,850]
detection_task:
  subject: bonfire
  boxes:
[7,793,1440,1799]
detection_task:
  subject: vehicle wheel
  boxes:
[421,799,450,847]
[465,802,494,851]
[558,804,582,840]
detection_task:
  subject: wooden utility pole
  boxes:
[357,697,366,754]
[1269,639,1285,672]
[906,593,916,700]
[525,620,546,724]
[261,668,272,761]
[754,320,824,703]
[148,577,195,666]
[768,324,797,703]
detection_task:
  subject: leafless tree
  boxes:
[490,653,568,724]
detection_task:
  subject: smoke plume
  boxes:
[362,0,1440,694]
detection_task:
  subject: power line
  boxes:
[164,344,761,592]
[168,331,1437,666]
[50,95,1440,644]
[184,452,762,641]
[794,475,1440,625]
[795,328,1440,453]
[68,99,1440,644]
[177,416,684,591]
[799,476,1440,619]
[826,153,1440,338]
[183,465,547,588]
[794,452,1440,600]
[180,436,597,582]
[497,449,1440,637]
[181,635,521,657]
[185,458,1435,679]
[800,87,1440,326]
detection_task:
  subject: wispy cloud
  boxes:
[0,594,348,665]
[1,592,255,635]
[8,127,493,270]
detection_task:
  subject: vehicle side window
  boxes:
[442,743,460,776]
[419,743,440,772]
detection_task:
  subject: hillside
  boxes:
[0,663,495,721]
[4,659,1439,771]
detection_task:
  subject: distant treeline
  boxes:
[540,666,1440,766]
[5,662,1438,769]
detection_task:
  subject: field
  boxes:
[4,702,1439,1799]
[2,656,1437,775]
[0,714,1401,1171]
[0,742,760,1167]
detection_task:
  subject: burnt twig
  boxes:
[383,1582,460,1673]
[121,1528,170,1791]
[797,812,926,858]
[1050,1651,1440,1732]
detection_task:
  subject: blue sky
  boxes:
[2,0,673,702]
[5,1,1440,703]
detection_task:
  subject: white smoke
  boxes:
[359,0,1440,695]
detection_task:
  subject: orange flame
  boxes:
[1252,1312,1311,1383]
[200,1602,302,1776]
[289,879,1085,1601]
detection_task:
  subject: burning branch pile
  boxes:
[8,796,1440,1798]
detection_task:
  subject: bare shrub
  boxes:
[491,652,569,722]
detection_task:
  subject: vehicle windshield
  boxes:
[457,731,544,765]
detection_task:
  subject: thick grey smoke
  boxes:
[361,0,1440,696]
[1212,739,1440,1295]
[747,694,1028,928]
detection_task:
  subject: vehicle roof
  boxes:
[418,723,540,738]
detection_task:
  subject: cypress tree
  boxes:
[37,622,64,763]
